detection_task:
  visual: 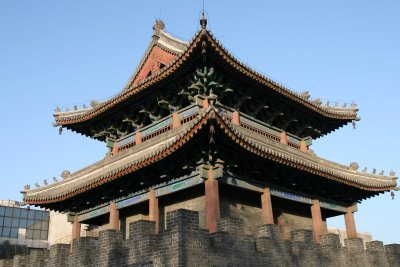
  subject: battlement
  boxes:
[0,209,399,267]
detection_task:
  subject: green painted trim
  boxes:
[141,118,172,137]
[118,134,136,147]
[78,205,110,222]
[179,106,200,119]
[305,137,312,146]
[319,201,347,212]
[156,176,203,197]
[117,193,148,209]
[77,174,204,222]
[106,139,114,149]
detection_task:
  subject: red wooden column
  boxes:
[261,187,274,224]
[311,200,324,244]
[109,202,119,230]
[299,140,308,152]
[149,189,159,234]
[203,99,209,109]
[71,214,81,240]
[172,113,181,128]
[112,141,119,155]
[135,131,142,145]
[344,208,358,238]
[280,131,288,145]
[232,111,240,125]
[205,167,220,233]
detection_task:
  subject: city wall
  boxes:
[0,209,399,267]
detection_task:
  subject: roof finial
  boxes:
[153,19,165,35]
[200,11,207,29]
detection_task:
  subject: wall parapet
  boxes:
[0,209,398,267]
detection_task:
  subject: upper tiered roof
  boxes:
[53,20,359,141]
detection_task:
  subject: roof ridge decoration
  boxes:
[25,106,396,206]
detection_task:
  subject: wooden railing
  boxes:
[115,103,306,154]
[141,125,172,142]
[116,105,200,153]
[118,141,136,151]
[239,122,281,143]
[219,106,303,150]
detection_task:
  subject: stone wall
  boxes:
[1,209,399,267]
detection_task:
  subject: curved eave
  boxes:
[204,31,359,121]
[54,29,358,129]
[27,108,395,206]
[26,108,211,205]
[53,30,203,127]
[214,114,396,191]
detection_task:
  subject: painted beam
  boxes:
[220,176,349,213]
[78,175,203,222]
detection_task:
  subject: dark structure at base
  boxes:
[0,209,399,267]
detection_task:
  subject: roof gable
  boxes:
[124,20,189,89]
[133,45,178,85]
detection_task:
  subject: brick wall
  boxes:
[1,209,399,267]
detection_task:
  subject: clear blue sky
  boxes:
[1,1,399,243]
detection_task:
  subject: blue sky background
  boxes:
[0,1,399,243]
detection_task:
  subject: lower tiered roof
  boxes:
[23,104,397,212]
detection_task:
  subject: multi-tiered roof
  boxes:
[23,19,397,213]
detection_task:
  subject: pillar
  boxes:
[311,200,324,243]
[300,140,308,152]
[205,167,220,233]
[149,189,159,234]
[112,141,118,155]
[71,214,81,240]
[203,99,209,109]
[232,111,240,125]
[345,208,358,238]
[135,131,142,145]
[280,131,288,145]
[261,187,274,224]
[109,202,119,230]
[172,113,181,128]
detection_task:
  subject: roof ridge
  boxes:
[201,30,359,120]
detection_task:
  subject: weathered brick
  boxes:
[3,209,399,267]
